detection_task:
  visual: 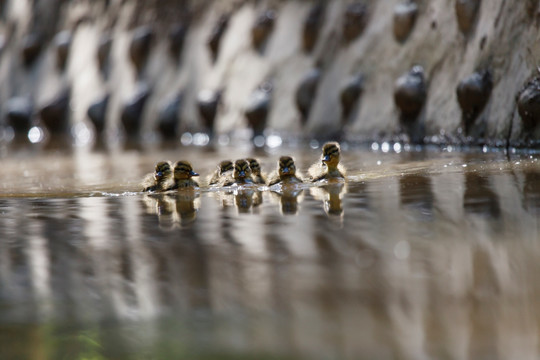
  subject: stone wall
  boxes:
[0,0,539,148]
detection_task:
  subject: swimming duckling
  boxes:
[142,161,174,192]
[308,141,346,182]
[168,160,199,190]
[267,156,304,186]
[207,160,234,185]
[221,159,254,186]
[246,158,266,184]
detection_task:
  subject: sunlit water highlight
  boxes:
[1,145,540,359]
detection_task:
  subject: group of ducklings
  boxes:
[142,141,346,192]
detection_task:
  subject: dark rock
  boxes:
[129,25,154,74]
[295,68,321,125]
[207,15,229,63]
[97,33,112,75]
[456,70,492,135]
[455,0,481,34]
[251,10,276,52]
[21,33,42,67]
[157,92,183,140]
[343,2,368,43]
[517,77,540,134]
[87,93,110,135]
[197,89,222,136]
[6,97,33,134]
[340,73,364,125]
[245,82,272,139]
[168,23,187,62]
[303,3,325,53]
[394,65,426,119]
[121,84,150,138]
[393,1,418,43]
[39,88,71,134]
[54,30,72,70]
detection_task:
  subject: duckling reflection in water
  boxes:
[168,160,199,190]
[310,182,347,217]
[142,161,174,192]
[267,156,304,186]
[246,158,266,184]
[221,159,254,186]
[207,160,234,185]
[142,191,200,228]
[271,187,304,215]
[309,141,346,182]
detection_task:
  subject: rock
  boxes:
[517,77,540,134]
[245,82,272,139]
[97,33,112,75]
[207,15,229,63]
[393,1,418,43]
[157,93,183,140]
[54,30,72,70]
[455,0,481,34]
[168,23,187,62]
[343,2,368,43]
[87,93,110,135]
[39,88,71,134]
[121,84,150,138]
[295,68,321,125]
[197,89,222,136]
[251,10,276,52]
[340,73,364,124]
[303,3,325,53]
[6,97,33,134]
[394,65,426,119]
[456,70,492,135]
[21,33,42,67]
[129,26,154,74]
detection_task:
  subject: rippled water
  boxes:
[1,144,540,359]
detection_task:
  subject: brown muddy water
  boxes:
[1,143,540,360]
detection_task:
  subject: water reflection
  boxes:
[3,152,540,358]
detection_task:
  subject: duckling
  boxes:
[246,158,266,184]
[267,156,304,186]
[167,160,199,190]
[221,159,254,186]
[207,160,234,185]
[142,161,174,192]
[308,141,346,182]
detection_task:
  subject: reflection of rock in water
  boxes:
[464,172,500,218]
[310,183,346,217]
[523,171,540,211]
[399,174,434,220]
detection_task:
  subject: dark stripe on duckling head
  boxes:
[322,142,340,162]
[219,160,234,174]
[279,156,296,175]
[155,161,172,179]
[174,161,199,177]
[234,159,251,178]
[246,158,261,174]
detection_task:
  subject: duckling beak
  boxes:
[322,155,330,162]
[282,166,290,174]
[156,171,163,178]
[190,171,199,177]
[239,171,246,177]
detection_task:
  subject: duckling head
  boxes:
[173,160,199,180]
[218,160,234,175]
[278,156,297,178]
[246,158,262,176]
[233,159,252,180]
[321,142,341,167]
[154,161,173,182]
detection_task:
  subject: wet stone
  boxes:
[207,15,229,63]
[21,33,42,68]
[251,10,276,52]
[245,82,272,139]
[87,93,110,135]
[157,93,183,140]
[303,3,325,53]
[455,0,481,34]
[456,70,492,135]
[197,89,222,137]
[340,73,364,125]
[394,65,426,119]
[393,1,418,43]
[39,88,71,134]
[54,30,72,70]
[129,26,154,74]
[121,84,150,138]
[517,77,540,134]
[295,68,321,126]
[5,97,33,134]
[343,2,368,43]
